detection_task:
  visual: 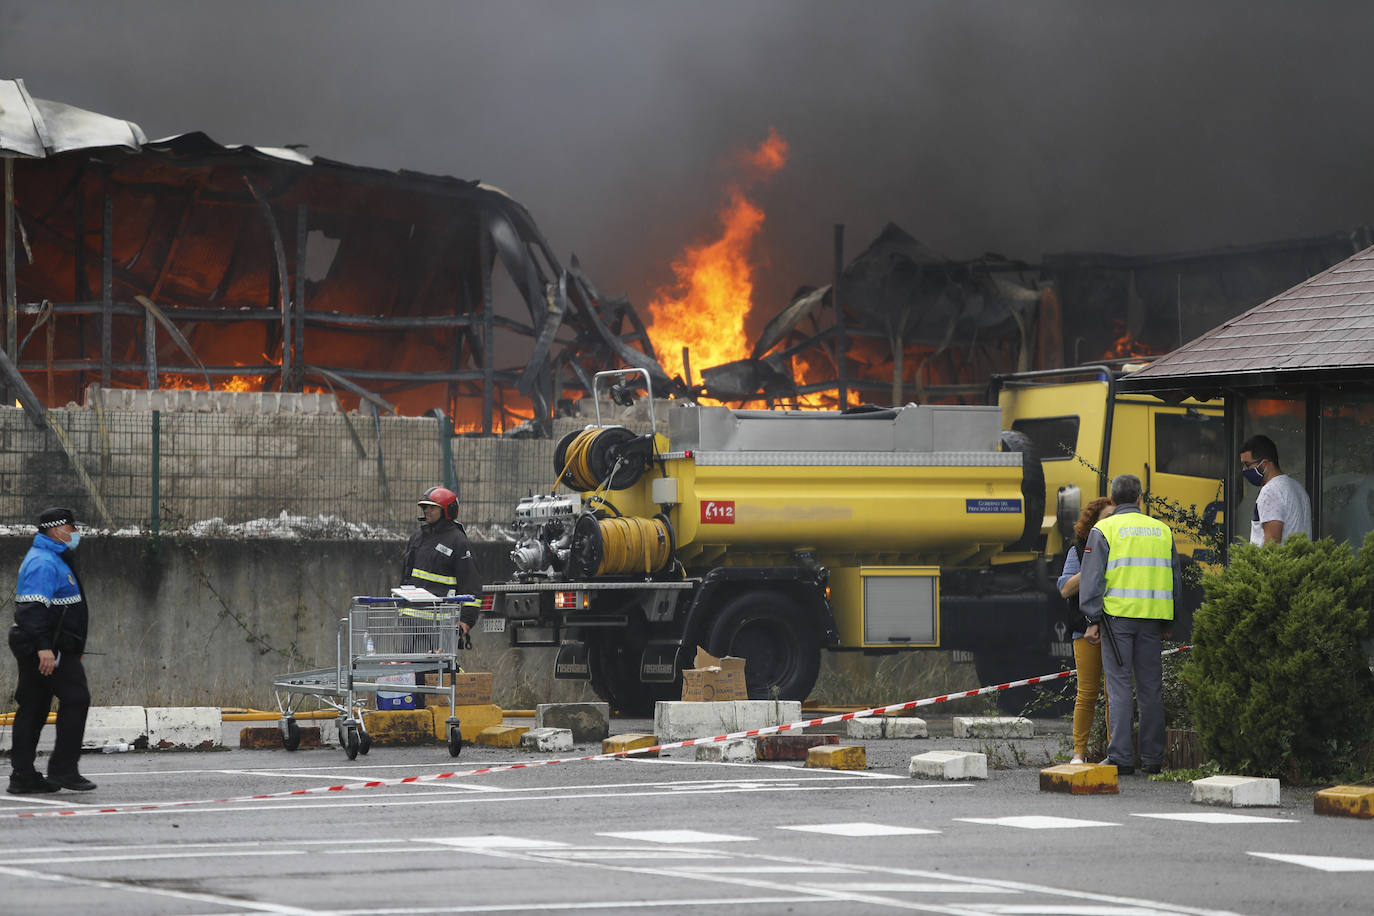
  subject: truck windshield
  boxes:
[1010,416,1079,460]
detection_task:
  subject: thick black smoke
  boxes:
[5,1,1373,328]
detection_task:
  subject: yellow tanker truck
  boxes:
[480,366,1223,714]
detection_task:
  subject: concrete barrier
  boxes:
[147,707,222,749]
[521,727,574,752]
[910,750,988,780]
[85,706,149,749]
[884,717,927,739]
[694,739,757,762]
[952,716,1034,738]
[1191,775,1280,807]
[653,700,802,742]
[845,718,884,739]
[534,703,610,743]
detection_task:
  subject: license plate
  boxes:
[480,618,506,633]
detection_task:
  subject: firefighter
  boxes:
[400,486,482,651]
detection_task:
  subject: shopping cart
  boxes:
[272,593,471,759]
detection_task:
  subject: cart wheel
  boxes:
[280,717,301,751]
[335,719,348,747]
[358,730,373,756]
[344,724,360,760]
[448,724,463,757]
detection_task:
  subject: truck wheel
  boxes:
[707,591,821,702]
[585,629,678,717]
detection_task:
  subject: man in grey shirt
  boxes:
[1239,435,1312,546]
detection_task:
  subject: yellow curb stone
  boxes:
[1314,785,1374,819]
[476,725,530,747]
[603,733,660,757]
[361,710,438,745]
[1040,763,1120,795]
[805,744,867,770]
[428,704,504,742]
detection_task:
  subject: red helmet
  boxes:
[417,486,459,522]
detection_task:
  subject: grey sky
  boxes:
[4,1,1373,326]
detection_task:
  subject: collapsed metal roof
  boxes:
[4,78,1370,425]
[0,78,668,431]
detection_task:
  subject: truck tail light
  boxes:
[480,594,494,612]
[554,591,585,610]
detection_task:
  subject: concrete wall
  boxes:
[0,402,657,537]
[0,535,598,710]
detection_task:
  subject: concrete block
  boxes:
[362,710,438,746]
[653,700,802,742]
[734,700,802,733]
[476,725,529,747]
[654,701,741,742]
[1039,763,1118,794]
[694,738,757,762]
[910,750,989,781]
[603,733,659,758]
[884,717,928,739]
[429,704,503,742]
[1314,785,1374,819]
[806,745,866,770]
[521,727,574,752]
[84,706,149,749]
[756,734,838,760]
[535,702,610,743]
[240,726,323,749]
[1,706,145,753]
[846,717,885,739]
[952,716,1034,738]
[1191,775,1281,808]
[147,707,222,749]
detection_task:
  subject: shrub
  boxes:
[1185,533,1374,783]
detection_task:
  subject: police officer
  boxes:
[1079,474,1180,776]
[7,507,97,794]
[400,487,482,650]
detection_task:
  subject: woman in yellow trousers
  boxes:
[1056,497,1113,763]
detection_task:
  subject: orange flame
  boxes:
[1101,319,1152,360]
[647,128,789,385]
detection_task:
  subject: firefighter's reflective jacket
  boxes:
[400,518,482,628]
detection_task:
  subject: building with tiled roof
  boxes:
[1120,244,1374,550]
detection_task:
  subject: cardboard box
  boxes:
[422,672,494,706]
[680,647,747,702]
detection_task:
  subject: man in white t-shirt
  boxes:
[1240,434,1313,546]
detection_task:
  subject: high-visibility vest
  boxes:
[1095,510,1175,621]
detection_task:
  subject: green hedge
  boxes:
[1185,533,1374,783]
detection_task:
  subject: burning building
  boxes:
[0,78,666,434]
[3,81,1369,434]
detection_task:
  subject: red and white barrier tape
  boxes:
[13,646,1191,819]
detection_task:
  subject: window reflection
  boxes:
[1321,392,1374,547]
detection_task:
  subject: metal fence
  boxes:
[0,406,456,536]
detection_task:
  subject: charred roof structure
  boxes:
[3,80,1370,433]
[0,79,666,433]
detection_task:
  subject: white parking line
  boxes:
[1248,852,1374,872]
[957,815,1120,830]
[1133,813,1294,824]
[779,822,940,837]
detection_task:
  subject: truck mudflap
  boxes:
[639,639,681,683]
[554,641,590,679]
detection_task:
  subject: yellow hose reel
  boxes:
[569,513,674,578]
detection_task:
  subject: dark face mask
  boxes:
[1242,462,1266,486]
